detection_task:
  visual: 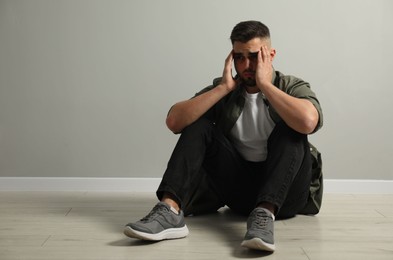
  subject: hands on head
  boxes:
[221,43,275,93]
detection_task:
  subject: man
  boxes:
[124,20,323,252]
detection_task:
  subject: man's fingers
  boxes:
[221,50,237,91]
[225,50,233,67]
[264,46,273,63]
[259,46,266,63]
[258,48,263,63]
[223,50,233,74]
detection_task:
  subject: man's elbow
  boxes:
[166,116,183,134]
[301,113,319,134]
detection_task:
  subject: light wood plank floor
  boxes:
[0,192,392,260]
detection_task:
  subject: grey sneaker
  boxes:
[241,207,275,252]
[124,202,189,241]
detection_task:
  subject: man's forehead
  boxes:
[232,39,266,53]
[232,47,261,55]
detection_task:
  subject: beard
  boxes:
[239,75,257,87]
[235,65,257,87]
[241,76,257,87]
[235,66,257,87]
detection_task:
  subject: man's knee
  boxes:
[183,118,213,133]
[179,118,215,142]
[267,122,309,154]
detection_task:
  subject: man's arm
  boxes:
[166,51,237,134]
[256,46,319,134]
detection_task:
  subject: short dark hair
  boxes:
[230,21,270,44]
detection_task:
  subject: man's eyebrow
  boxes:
[248,52,259,57]
[233,51,259,57]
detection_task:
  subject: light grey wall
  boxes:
[1,0,392,180]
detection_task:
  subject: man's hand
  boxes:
[220,50,238,92]
[166,50,238,134]
[256,46,274,90]
[253,45,319,134]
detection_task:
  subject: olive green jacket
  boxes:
[194,70,324,214]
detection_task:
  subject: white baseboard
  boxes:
[323,179,393,194]
[0,177,162,192]
[0,177,392,194]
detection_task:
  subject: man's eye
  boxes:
[234,56,245,62]
[249,53,258,61]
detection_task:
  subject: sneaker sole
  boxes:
[124,225,189,241]
[241,237,275,252]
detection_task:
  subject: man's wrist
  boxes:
[257,80,273,92]
[218,82,235,94]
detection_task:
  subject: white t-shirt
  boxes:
[229,91,276,162]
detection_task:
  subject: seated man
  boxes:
[124,20,323,252]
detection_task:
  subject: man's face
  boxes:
[232,37,274,87]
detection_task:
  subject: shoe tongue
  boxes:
[170,207,179,214]
[256,208,275,221]
[159,202,179,214]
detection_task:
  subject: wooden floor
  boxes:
[0,192,392,260]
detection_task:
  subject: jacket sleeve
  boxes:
[281,76,324,133]
[191,77,225,123]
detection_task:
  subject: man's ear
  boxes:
[270,48,277,61]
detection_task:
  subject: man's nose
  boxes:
[245,57,256,69]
